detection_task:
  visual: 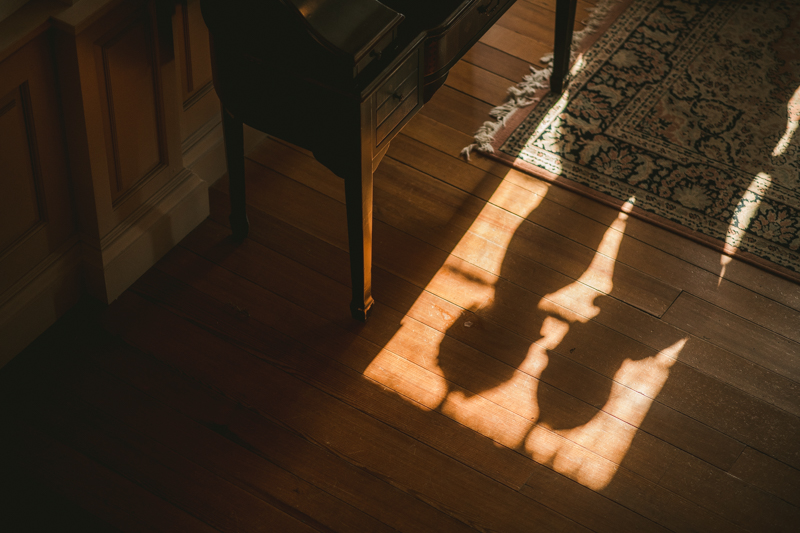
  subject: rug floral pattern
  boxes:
[501,0,800,275]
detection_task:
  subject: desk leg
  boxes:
[344,167,375,322]
[552,0,577,93]
[222,108,249,241]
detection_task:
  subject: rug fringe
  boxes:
[461,0,622,160]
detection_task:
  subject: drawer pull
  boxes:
[478,0,501,17]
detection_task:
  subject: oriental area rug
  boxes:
[476,0,800,280]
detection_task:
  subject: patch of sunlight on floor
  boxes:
[719,86,798,282]
[539,207,630,320]
[773,84,799,157]
[719,171,772,283]
[527,337,685,490]
[364,180,543,437]
[363,161,687,490]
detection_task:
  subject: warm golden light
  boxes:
[362,183,686,489]
[527,337,685,490]
[772,85,799,157]
[719,172,772,283]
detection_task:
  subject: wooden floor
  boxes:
[3,1,800,531]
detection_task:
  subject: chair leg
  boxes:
[551,0,577,93]
[222,108,249,241]
[344,167,375,322]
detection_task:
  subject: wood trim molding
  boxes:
[52,0,126,35]
[0,238,82,368]
[81,167,209,303]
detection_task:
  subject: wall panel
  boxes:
[96,12,165,202]
[173,0,219,145]
[1,0,232,363]
[0,83,43,254]
[0,31,76,298]
[53,0,208,304]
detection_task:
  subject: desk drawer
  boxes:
[423,0,516,77]
[374,52,420,146]
[375,88,418,145]
[376,69,417,125]
[375,54,417,110]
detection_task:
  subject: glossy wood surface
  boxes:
[1,0,799,531]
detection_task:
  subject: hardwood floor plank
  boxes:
[521,463,672,533]
[4,423,216,533]
[461,42,534,82]
[238,140,799,472]
[445,61,516,107]
[521,0,597,17]
[0,321,221,533]
[727,447,800,508]
[103,292,590,533]
[63,364,398,533]
[498,0,566,43]
[479,25,552,66]
[656,361,800,470]
[24,384,320,533]
[154,236,688,484]
[420,86,495,136]
[595,466,748,533]
[0,464,121,533]
[204,175,754,474]
[90,344,477,533]
[658,453,800,532]
[402,111,518,171]
[662,292,800,384]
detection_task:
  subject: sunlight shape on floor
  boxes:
[719,171,772,283]
[539,201,632,320]
[363,186,684,489]
[363,180,543,442]
[772,84,799,157]
[719,85,797,282]
[532,89,573,147]
[526,337,685,490]
[525,205,686,490]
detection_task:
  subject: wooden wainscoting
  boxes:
[0,0,254,365]
[53,0,208,303]
[0,14,81,365]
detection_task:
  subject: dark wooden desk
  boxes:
[202,0,517,320]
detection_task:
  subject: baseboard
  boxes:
[82,168,209,303]
[0,240,82,368]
